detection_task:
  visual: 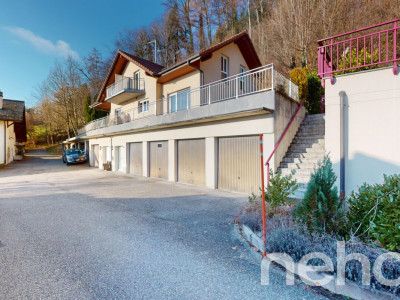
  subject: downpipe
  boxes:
[339,91,346,200]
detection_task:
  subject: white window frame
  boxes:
[221,55,229,80]
[168,88,190,113]
[138,99,149,113]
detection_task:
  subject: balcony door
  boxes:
[134,71,140,90]
[169,88,190,113]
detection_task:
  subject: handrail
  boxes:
[260,101,303,258]
[78,65,300,135]
[318,18,400,44]
[318,19,400,81]
[265,102,303,168]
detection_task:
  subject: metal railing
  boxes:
[318,19,400,85]
[77,65,298,135]
[106,77,145,99]
[259,101,304,257]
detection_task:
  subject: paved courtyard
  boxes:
[0,149,331,299]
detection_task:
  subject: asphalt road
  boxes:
[0,148,332,299]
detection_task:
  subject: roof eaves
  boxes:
[158,53,201,76]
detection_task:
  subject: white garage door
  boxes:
[218,136,261,193]
[177,139,205,186]
[128,142,143,176]
[91,145,99,167]
[117,146,124,172]
[149,141,168,179]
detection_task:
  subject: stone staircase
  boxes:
[278,114,326,199]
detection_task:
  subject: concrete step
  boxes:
[287,148,325,154]
[291,185,308,199]
[280,162,319,169]
[279,168,315,177]
[291,175,313,184]
[282,157,323,164]
[289,143,325,151]
[296,132,325,138]
[301,119,325,125]
[305,114,325,120]
[297,128,325,134]
[293,135,325,141]
[285,152,325,159]
[292,137,325,144]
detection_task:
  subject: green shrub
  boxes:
[346,182,380,241]
[347,174,400,251]
[293,155,346,235]
[249,169,298,215]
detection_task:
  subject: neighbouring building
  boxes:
[0,91,27,165]
[318,19,400,196]
[65,31,305,194]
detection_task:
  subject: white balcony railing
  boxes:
[77,65,298,136]
[106,77,145,99]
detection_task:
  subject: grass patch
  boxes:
[46,144,62,154]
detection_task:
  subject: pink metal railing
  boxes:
[318,19,400,86]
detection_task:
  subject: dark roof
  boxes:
[159,30,262,74]
[119,31,261,76]
[95,31,261,107]
[119,51,165,75]
[0,99,25,121]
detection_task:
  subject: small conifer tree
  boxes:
[294,155,346,235]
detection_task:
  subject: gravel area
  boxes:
[0,148,331,299]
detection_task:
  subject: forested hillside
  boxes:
[27,0,400,146]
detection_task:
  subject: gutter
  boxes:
[187,58,204,85]
[158,53,201,76]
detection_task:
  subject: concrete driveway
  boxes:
[0,149,332,299]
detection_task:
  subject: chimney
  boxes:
[0,91,3,110]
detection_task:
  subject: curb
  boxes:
[239,224,397,300]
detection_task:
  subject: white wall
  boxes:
[0,121,16,165]
[88,114,275,190]
[0,121,5,164]
[324,67,400,195]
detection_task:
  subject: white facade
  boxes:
[66,34,303,194]
[70,92,304,194]
[0,121,16,165]
[324,66,400,195]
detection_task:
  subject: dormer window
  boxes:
[221,56,229,80]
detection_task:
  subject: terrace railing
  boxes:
[106,77,145,99]
[318,19,400,86]
[77,65,298,135]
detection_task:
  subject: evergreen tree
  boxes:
[294,155,346,235]
[83,94,95,124]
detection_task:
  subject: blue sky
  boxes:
[0,0,165,107]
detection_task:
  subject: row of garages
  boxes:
[90,136,262,194]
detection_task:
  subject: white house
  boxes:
[65,32,308,194]
[318,19,400,196]
[0,91,26,165]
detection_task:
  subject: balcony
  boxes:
[106,76,145,104]
[318,19,400,86]
[76,64,298,136]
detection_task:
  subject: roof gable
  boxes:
[0,99,25,121]
[96,31,261,106]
